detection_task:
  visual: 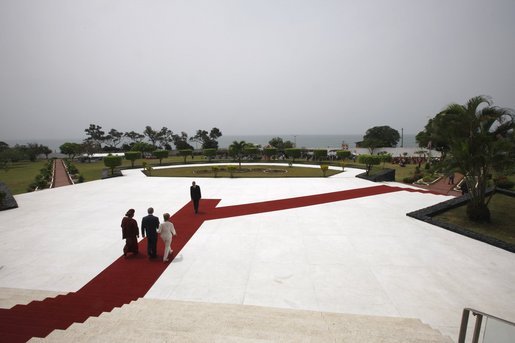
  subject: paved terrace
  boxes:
[0,164,514,341]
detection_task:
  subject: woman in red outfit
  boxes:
[121,209,139,257]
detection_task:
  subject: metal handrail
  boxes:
[458,308,515,343]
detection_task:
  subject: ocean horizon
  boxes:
[4,134,418,153]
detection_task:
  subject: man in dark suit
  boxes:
[141,207,160,258]
[190,181,202,214]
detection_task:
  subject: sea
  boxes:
[4,134,418,153]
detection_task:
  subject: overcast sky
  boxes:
[1,0,514,140]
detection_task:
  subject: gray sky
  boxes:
[1,0,514,140]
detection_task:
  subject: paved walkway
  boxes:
[0,164,513,342]
[51,159,73,188]
[414,172,463,196]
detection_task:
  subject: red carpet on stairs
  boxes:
[0,185,436,342]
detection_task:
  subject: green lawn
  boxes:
[149,164,341,178]
[0,160,48,194]
[433,193,515,245]
[1,157,423,195]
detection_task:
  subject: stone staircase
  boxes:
[30,298,454,342]
[0,288,66,310]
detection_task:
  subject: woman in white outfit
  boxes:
[157,213,176,262]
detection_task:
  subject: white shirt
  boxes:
[158,221,176,240]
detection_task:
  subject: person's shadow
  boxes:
[171,254,183,263]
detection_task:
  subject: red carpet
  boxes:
[0,185,436,342]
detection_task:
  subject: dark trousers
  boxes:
[192,198,200,213]
[147,233,157,258]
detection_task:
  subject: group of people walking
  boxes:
[120,181,202,262]
[121,207,176,262]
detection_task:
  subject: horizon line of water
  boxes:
[4,133,418,152]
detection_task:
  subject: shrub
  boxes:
[179,149,193,163]
[423,175,435,182]
[203,148,217,162]
[313,149,328,161]
[285,148,302,162]
[153,150,169,165]
[27,182,37,192]
[142,161,153,176]
[263,147,277,160]
[320,164,329,177]
[125,151,141,168]
[104,155,122,176]
[403,176,416,183]
[68,165,79,174]
[357,154,382,175]
[379,153,392,167]
[336,150,351,160]
[243,146,260,160]
[494,176,515,190]
[228,165,237,178]
[212,166,219,177]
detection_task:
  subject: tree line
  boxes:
[3,95,514,223]
[0,142,52,167]
[60,124,223,157]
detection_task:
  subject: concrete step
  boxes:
[39,298,453,342]
[0,287,67,309]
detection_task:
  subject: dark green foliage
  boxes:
[379,153,392,168]
[285,148,301,162]
[361,126,400,153]
[336,150,351,160]
[173,132,194,150]
[0,147,27,164]
[153,150,169,165]
[263,147,277,160]
[124,151,142,168]
[104,129,124,151]
[60,142,82,159]
[84,124,106,147]
[268,137,294,151]
[103,155,122,175]
[144,126,159,147]
[28,160,54,190]
[494,176,514,190]
[131,142,155,153]
[358,154,382,175]
[203,148,217,162]
[436,95,515,222]
[124,131,145,144]
[178,149,193,163]
[68,164,79,174]
[243,146,260,160]
[190,128,222,149]
[313,149,327,161]
[229,141,247,167]
[416,113,452,160]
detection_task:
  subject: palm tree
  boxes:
[440,96,514,222]
[229,140,247,168]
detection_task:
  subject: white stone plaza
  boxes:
[1,164,514,341]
